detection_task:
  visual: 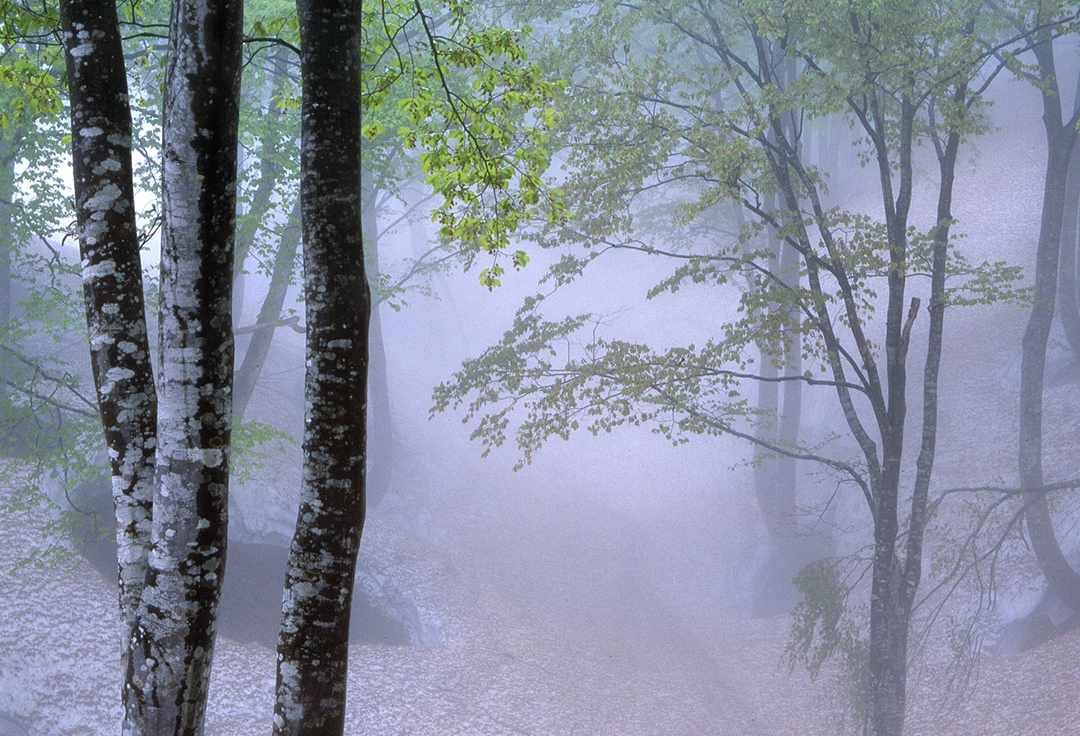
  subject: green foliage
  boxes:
[0,407,111,574]
[432,295,763,469]
[231,419,296,485]
[787,559,870,721]
[362,0,566,284]
[0,0,64,129]
[434,0,1032,475]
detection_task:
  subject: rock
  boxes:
[991,588,1080,657]
[70,480,418,649]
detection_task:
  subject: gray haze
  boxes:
[4,24,1080,736]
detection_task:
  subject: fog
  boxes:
[6,12,1080,736]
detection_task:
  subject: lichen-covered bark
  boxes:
[123,0,243,733]
[273,0,365,732]
[57,0,157,712]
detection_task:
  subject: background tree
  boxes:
[435,2,1041,734]
[991,3,1080,619]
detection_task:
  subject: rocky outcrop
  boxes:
[69,478,437,650]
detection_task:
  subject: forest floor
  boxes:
[2,463,1080,736]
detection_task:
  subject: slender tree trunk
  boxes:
[752,200,804,614]
[777,217,804,542]
[359,170,394,508]
[366,292,393,508]
[1020,39,1080,614]
[232,51,299,419]
[864,93,917,736]
[58,0,157,706]
[752,81,810,611]
[1058,100,1080,357]
[274,0,365,732]
[233,200,301,423]
[125,0,243,732]
[754,196,785,546]
[866,474,906,736]
[234,49,291,285]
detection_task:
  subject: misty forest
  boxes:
[4,0,1080,734]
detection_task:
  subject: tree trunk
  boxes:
[58,0,158,698]
[0,129,17,394]
[754,53,815,616]
[234,48,291,285]
[777,210,807,550]
[1020,39,1080,614]
[273,0,365,733]
[1058,112,1080,357]
[865,553,909,736]
[366,297,393,508]
[233,200,301,423]
[125,0,243,732]
[858,85,916,735]
[752,197,806,614]
[359,171,394,508]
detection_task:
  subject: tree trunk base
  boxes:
[749,536,835,617]
[991,588,1080,657]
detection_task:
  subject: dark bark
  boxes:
[233,200,301,422]
[1020,38,1080,614]
[57,0,158,719]
[124,0,243,732]
[863,91,917,736]
[273,0,365,732]
[742,49,925,735]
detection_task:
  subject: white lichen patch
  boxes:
[69,42,95,58]
[169,448,225,467]
[84,182,122,212]
[92,158,123,174]
[82,259,117,281]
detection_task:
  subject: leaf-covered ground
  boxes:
[2,447,1080,736]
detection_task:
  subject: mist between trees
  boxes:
[2,1,1080,735]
